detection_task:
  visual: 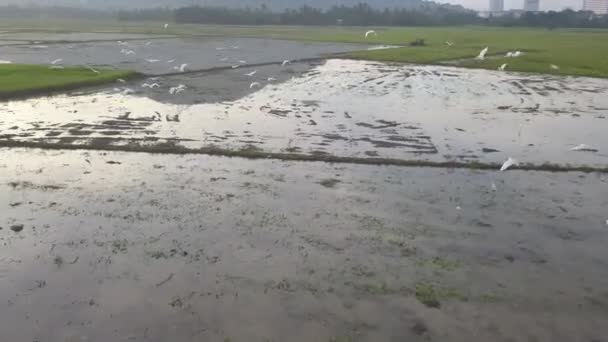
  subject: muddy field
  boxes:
[1,148,608,342]
[2,31,608,342]
[1,59,607,167]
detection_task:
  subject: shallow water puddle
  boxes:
[1,59,607,166]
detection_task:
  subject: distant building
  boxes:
[489,0,504,12]
[584,0,608,14]
[523,0,540,11]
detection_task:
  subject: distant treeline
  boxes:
[487,9,608,28]
[0,5,112,19]
[119,4,478,26]
[0,4,607,28]
[117,5,608,28]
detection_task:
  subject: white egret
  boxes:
[570,144,597,152]
[146,59,161,63]
[163,23,169,30]
[169,84,187,95]
[498,63,507,71]
[445,41,454,47]
[50,59,63,65]
[250,82,261,89]
[550,64,559,70]
[282,60,291,66]
[174,64,188,72]
[476,47,489,60]
[244,70,257,77]
[365,30,377,38]
[268,77,277,82]
[500,157,518,171]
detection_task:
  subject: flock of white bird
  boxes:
[29,27,584,174]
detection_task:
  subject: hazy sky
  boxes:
[437,0,582,11]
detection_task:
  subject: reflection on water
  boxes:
[1,59,607,166]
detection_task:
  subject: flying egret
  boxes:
[50,59,63,65]
[231,65,240,69]
[282,60,291,66]
[550,64,559,70]
[117,41,128,46]
[268,77,277,82]
[117,79,126,83]
[250,82,261,89]
[244,70,257,77]
[570,144,597,152]
[146,59,161,63]
[500,157,517,171]
[498,63,507,71]
[169,84,187,95]
[445,41,454,47]
[163,23,169,30]
[239,60,247,64]
[167,59,175,63]
[87,66,100,74]
[365,30,377,38]
[142,83,160,89]
[476,47,488,60]
[174,64,188,72]
[145,41,152,47]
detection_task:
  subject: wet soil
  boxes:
[1,147,607,342]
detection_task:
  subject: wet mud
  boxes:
[1,148,607,341]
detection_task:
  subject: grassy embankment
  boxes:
[0,19,607,78]
[0,64,136,99]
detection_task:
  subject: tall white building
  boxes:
[523,0,540,11]
[489,0,504,12]
[584,0,608,14]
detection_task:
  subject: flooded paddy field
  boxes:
[0,34,366,74]
[1,148,607,342]
[2,30,608,342]
[1,59,607,168]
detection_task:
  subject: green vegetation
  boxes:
[418,256,460,272]
[0,64,136,99]
[1,138,607,173]
[2,18,606,78]
[414,282,467,308]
